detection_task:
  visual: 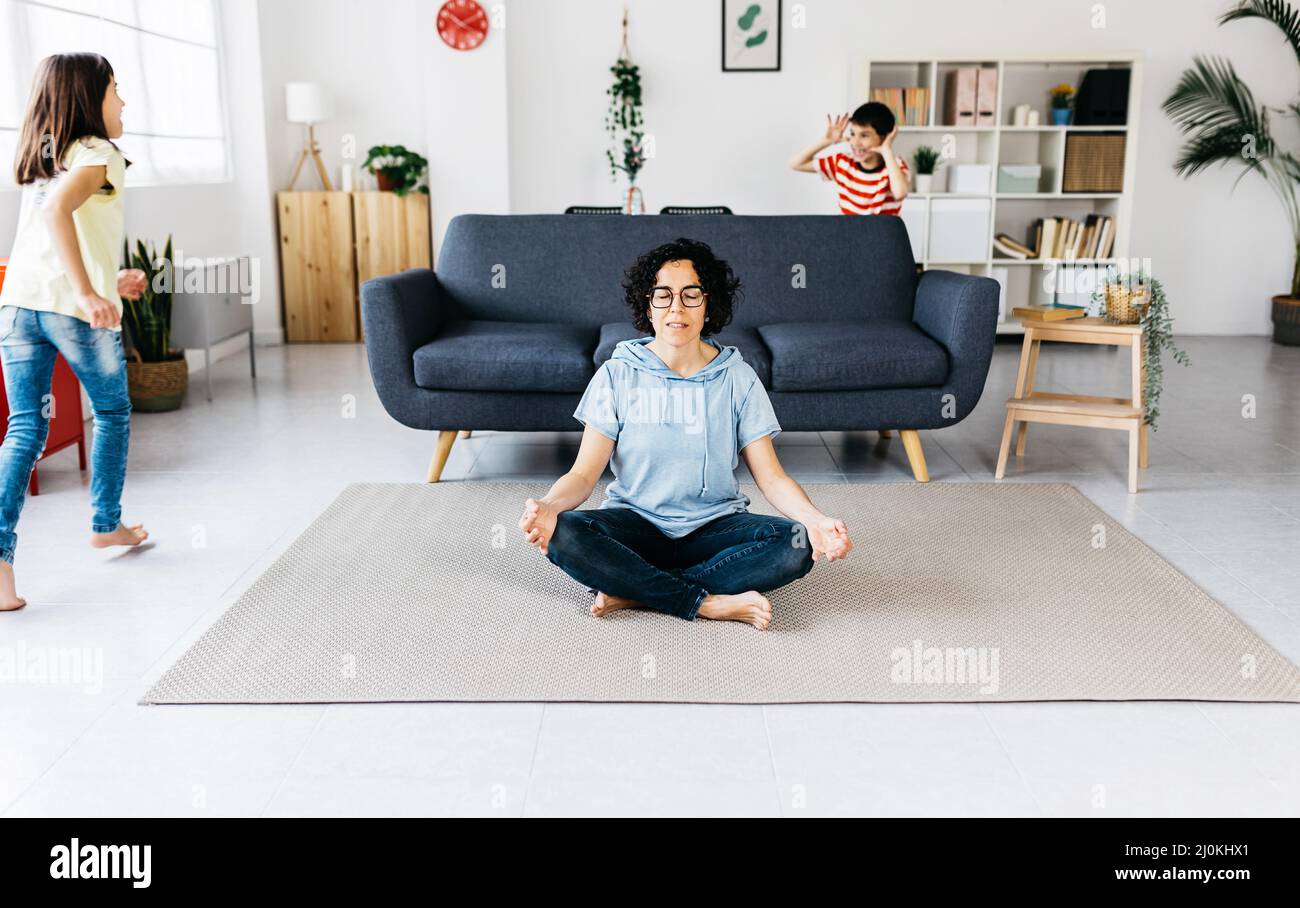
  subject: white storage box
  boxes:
[899,197,927,262]
[948,163,992,194]
[927,198,991,262]
[997,163,1043,193]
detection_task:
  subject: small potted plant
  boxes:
[1049,83,1075,126]
[1090,266,1190,430]
[913,146,939,193]
[361,144,429,196]
[121,236,188,412]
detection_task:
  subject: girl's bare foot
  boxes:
[0,561,26,612]
[591,591,640,617]
[696,591,772,629]
[90,522,149,549]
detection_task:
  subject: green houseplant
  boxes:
[1090,266,1191,430]
[361,144,429,196]
[1049,82,1075,125]
[120,235,187,412]
[605,9,645,213]
[1163,0,1300,344]
[913,145,938,193]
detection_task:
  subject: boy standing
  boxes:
[789,102,909,215]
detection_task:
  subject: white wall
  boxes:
[507,0,1297,335]
[3,0,1292,338]
[255,0,509,255]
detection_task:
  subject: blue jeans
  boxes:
[0,305,132,564]
[545,506,815,620]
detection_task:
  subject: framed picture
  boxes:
[721,0,781,72]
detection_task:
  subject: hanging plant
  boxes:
[1090,266,1191,430]
[605,11,645,184]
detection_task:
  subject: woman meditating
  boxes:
[518,237,853,630]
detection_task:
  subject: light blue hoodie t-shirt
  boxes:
[572,336,782,539]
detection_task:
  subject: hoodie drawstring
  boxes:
[700,377,708,496]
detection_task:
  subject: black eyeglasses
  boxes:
[648,285,706,308]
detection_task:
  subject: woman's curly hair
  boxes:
[621,237,741,337]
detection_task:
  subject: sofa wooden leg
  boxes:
[460,430,472,439]
[879,429,893,438]
[900,430,930,482]
[427,430,459,483]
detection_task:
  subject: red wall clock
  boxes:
[437,0,489,51]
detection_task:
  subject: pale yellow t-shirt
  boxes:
[0,136,127,332]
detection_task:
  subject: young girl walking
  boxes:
[0,53,151,612]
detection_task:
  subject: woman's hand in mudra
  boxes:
[807,516,852,563]
[519,497,558,555]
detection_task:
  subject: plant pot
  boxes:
[1103,282,1149,325]
[375,171,398,192]
[1050,107,1071,126]
[914,173,933,194]
[1273,295,1300,345]
[126,351,188,412]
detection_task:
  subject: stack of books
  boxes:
[992,215,1116,261]
[871,87,930,126]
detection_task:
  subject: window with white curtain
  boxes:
[0,0,229,187]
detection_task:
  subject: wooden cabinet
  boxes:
[277,191,432,342]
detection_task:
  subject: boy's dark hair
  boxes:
[622,237,740,338]
[850,101,895,137]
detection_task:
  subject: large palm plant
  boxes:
[1163,0,1300,299]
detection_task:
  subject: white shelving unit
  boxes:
[857,54,1142,334]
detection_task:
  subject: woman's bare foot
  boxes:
[697,591,772,629]
[591,591,641,617]
[90,522,149,549]
[0,561,26,612]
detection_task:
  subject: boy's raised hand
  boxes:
[864,125,900,154]
[824,112,850,144]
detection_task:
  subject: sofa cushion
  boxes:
[413,319,597,392]
[758,320,949,392]
[593,321,773,389]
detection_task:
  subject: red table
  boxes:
[0,258,88,495]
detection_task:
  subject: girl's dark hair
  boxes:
[14,53,128,185]
[622,237,741,337]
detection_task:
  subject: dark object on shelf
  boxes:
[660,205,734,215]
[1072,69,1130,125]
[1063,132,1126,193]
[564,206,621,214]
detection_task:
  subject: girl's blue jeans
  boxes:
[545,506,815,620]
[0,305,132,564]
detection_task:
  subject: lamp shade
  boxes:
[285,82,332,123]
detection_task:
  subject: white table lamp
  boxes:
[285,82,333,190]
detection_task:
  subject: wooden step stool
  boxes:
[995,316,1148,493]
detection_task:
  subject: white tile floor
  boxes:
[3,335,1300,817]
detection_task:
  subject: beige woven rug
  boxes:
[142,481,1300,704]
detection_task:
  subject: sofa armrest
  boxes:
[360,268,448,428]
[912,269,1000,421]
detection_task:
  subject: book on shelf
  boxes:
[993,233,1035,259]
[1012,304,1087,321]
[1026,215,1116,261]
[871,86,930,127]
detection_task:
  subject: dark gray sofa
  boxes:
[361,213,999,482]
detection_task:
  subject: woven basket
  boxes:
[1063,132,1126,193]
[126,351,187,412]
[1103,282,1148,324]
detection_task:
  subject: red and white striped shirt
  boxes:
[817,152,909,216]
